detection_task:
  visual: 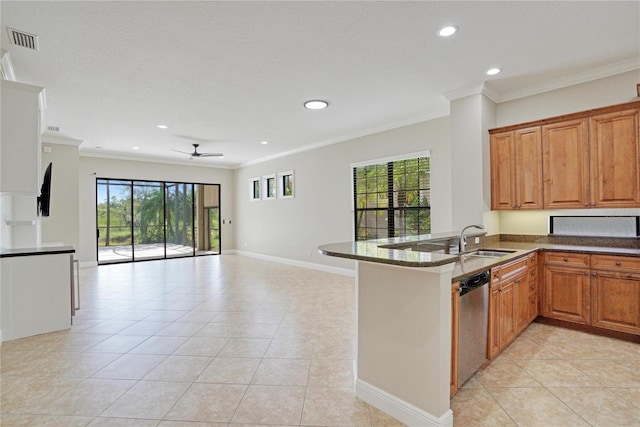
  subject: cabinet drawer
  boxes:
[591,255,640,273]
[544,252,590,268]
[527,280,537,295]
[492,258,527,282]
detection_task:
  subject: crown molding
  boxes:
[239,107,449,168]
[41,133,83,147]
[493,57,640,103]
[444,57,640,104]
[79,150,236,170]
[443,83,500,103]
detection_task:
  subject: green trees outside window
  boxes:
[353,156,431,240]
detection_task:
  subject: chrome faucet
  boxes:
[459,224,485,253]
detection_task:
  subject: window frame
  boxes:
[351,151,431,241]
[277,170,295,199]
[249,177,261,201]
[262,174,277,200]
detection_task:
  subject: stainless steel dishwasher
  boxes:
[457,270,490,387]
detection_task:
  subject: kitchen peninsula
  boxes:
[320,231,486,427]
[320,232,640,426]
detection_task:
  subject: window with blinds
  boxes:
[353,155,431,241]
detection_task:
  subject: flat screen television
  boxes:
[37,162,52,217]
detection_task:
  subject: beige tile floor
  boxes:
[1,254,638,426]
[452,322,640,426]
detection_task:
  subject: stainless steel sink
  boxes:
[463,249,516,258]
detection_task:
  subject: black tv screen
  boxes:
[37,162,52,217]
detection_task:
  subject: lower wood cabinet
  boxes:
[591,268,640,335]
[488,254,537,360]
[542,252,640,335]
[542,263,591,325]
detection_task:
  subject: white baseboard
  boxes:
[355,379,453,427]
[234,250,355,277]
[79,261,98,269]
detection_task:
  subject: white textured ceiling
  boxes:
[2,1,639,168]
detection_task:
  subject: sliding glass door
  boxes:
[133,181,165,261]
[195,184,221,256]
[166,182,195,258]
[97,179,133,263]
[96,178,220,264]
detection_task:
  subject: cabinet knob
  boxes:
[563,257,568,262]
[615,261,621,266]
[592,203,597,206]
[592,272,597,277]
[584,271,589,276]
[584,202,589,206]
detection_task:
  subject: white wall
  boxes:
[78,156,234,265]
[495,70,640,235]
[449,93,497,232]
[233,117,452,271]
[40,139,80,251]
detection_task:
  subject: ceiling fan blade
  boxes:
[197,153,224,157]
[170,149,193,155]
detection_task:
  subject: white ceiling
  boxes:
[2,1,639,168]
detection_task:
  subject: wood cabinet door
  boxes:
[514,127,544,209]
[487,283,501,360]
[542,119,589,209]
[499,281,517,348]
[589,108,640,208]
[591,270,640,335]
[542,265,591,324]
[490,131,516,210]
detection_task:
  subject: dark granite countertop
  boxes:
[319,233,640,281]
[0,246,76,258]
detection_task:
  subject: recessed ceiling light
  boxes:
[304,100,329,110]
[132,146,140,150]
[157,124,168,129]
[261,141,269,145]
[437,25,458,37]
[486,68,501,76]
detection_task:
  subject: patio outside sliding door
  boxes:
[165,182,195,258]
[132,181,165,261]
[97,179,133,264]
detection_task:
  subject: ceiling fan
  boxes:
[171,143,223,159]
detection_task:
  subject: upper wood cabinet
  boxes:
[490,127,543,210]
[589,109,640,207]
[490,100,640,210]
[542,119,589,209]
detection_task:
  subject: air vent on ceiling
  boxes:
[7,27,39,50]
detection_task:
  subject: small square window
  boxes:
[262,174,276,200]
[249,177,261,201]
[278,170,294,199]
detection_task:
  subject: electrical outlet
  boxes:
[474,237,480,244]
